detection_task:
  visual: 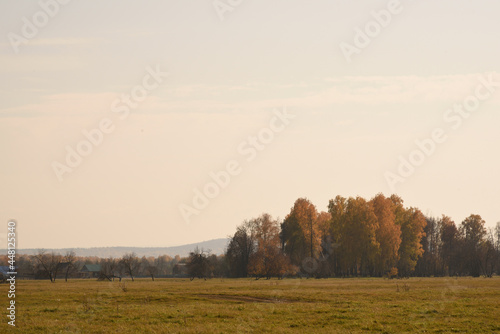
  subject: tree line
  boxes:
[2,194,498,281]
[0,251,226,282]
[224,194,500,278]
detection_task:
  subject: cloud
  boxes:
[2,73,499,120]
[30,38,99,46]
[0,92,118,118]
[148,73,500,112]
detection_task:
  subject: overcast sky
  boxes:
[1,0,499,249]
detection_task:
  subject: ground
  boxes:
[1,277,499,333]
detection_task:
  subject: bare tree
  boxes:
[99,257,120,281]
[140,256,158,281]
[63,251,77,282]
[33,250,62,282]
[226,223,255,278]
[120,253,140,281]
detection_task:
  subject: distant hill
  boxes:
[12,238,229,258]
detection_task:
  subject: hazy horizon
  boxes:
[1,0,499,249]
[8,237,228,251]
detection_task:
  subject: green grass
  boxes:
[1,277,499,333]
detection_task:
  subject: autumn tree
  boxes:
[316,211,332,242]
[226,222,255,277]
[439,215,459,276]
[370,194,401,277]
[327,195,348,276]
[459,214,487,277]
[280,210,306,267]
[281,198,322,273]
[328,196,379,276]
[345,196,379,276]
[390,195,426,277]
[315,211,334,277]
[248,214,291,279]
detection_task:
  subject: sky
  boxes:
[0,0,499,249]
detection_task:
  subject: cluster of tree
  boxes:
[16,250,80,282]
[185,247,228,280]
[415,215,500,277]
[225,213,292,279]
[224,194,500,278]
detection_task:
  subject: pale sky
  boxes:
[1,0,499,249]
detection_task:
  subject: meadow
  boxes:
[1,277,499,333]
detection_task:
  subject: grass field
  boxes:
[1,277,499,333]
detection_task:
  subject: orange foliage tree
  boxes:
[281,198,323,273]
[390,195,426,277]
[370,193,401,276]
[247,214,292,279]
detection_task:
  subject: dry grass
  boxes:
[1,277,499,333]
